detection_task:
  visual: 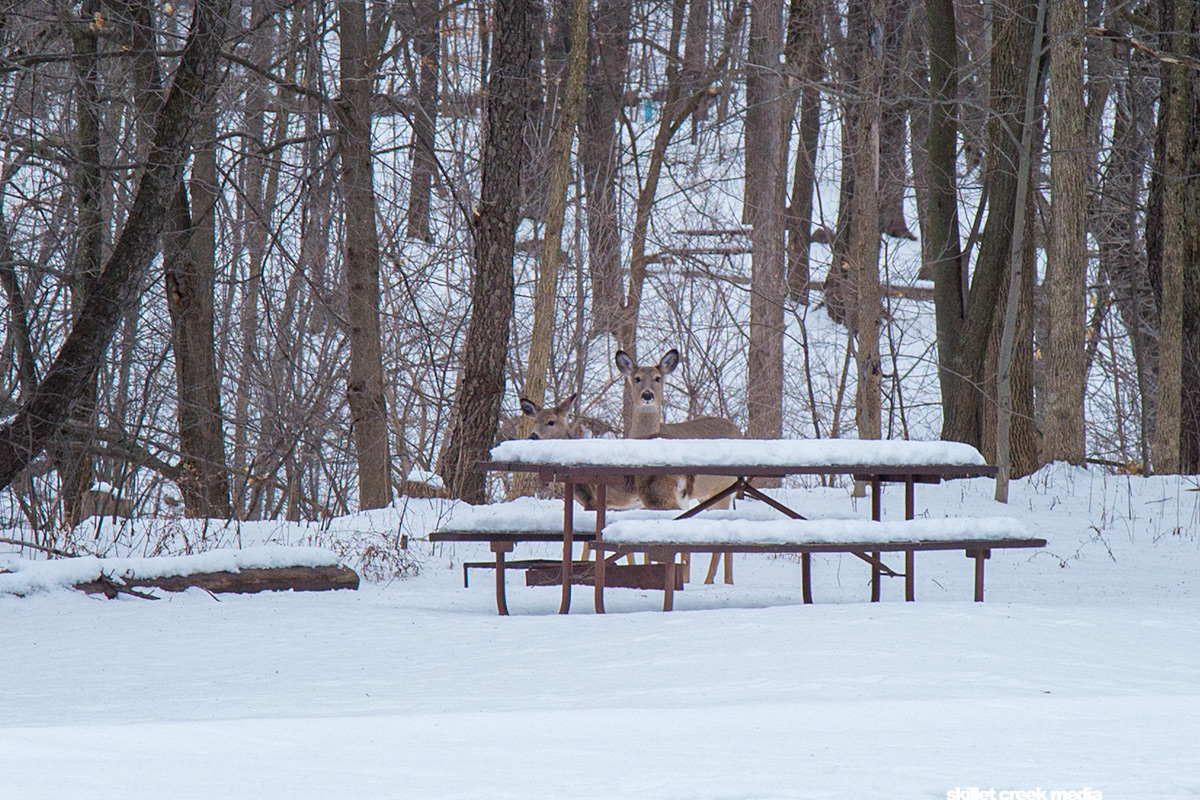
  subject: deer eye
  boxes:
[634,377,642,383]
[546,420,555,426]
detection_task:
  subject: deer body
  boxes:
[617,349,743,511]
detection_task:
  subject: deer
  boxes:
[519,393,642,511]
[615,347,743,583]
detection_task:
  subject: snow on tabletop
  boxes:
[601,516,1030,545]
[436,496,792,533]
[490,437,988,468]
[0,545,342,595]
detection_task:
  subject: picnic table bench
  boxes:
[593,516,1045,611]
[439,438,1046,614]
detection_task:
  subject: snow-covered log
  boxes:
[0,546,359,597]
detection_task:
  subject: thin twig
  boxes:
[0,537,79,558]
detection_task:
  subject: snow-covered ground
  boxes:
[3,465,1199,799]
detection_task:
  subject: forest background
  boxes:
[0,0,1197,566]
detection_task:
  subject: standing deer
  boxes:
[519,393,641,511]
[615,348,743,583]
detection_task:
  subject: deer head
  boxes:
[519,393,579,440]
[615,348,679,437]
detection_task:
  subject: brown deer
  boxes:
[615,348,743,583]
[519,393,641,511]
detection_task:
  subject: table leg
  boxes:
[595,484,606,614]
[490,541,515,616]
[723,550,733,585]
[801,552,813,604]
[662,552,676,612]
[871,478,882,521]
[969,549,990,602]
[595,551,607,614]
[905,549,915,601]
[871,550,881,602]
[560,482,574,615]
[905,476,915,520]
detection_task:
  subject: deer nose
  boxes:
[641,391,655,403]
[529,433,540,440]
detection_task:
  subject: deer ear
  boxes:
[519,398,538,417]
[660,348,680,375]
[555,393,577,414]
[615,350,634,376]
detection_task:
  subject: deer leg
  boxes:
[703,552,720,584]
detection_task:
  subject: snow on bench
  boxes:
[592,515,1044,609]
[600,516,1031,547]
[491,438,988,469]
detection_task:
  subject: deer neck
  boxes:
[628,404,663,439]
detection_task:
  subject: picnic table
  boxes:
[433,438,1045,614]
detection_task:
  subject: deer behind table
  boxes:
[615,348,744,583]
[519,393,642,511]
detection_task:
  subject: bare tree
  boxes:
[0,0,234,492]
[745,0,786,439]
[163,108,233,518]
[439,0,538,502]
[1146,0,1196,474]
[336,0,393,509]
[1042,0,1087,465]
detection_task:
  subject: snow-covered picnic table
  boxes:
[434,438,1038,614]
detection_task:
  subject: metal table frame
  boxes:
[479,458,1001,614]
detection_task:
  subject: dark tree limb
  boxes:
[0,0,234,492]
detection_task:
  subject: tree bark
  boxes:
[878,0,915,241]
[925,0,969,439]
[939,0,1038,448]
[1042,0,1087,465]
[784,0,822,304]
[163,109,232,519]
[579,0,633,335]
[523,0,591,425]
[994,0,1044,500]
[336,0,392,510]
[439,0,537,502]
[848,0,883,441]
[0,0,234,492]
[745,0,786,439]
[1146,0,1195,474]
[56,0,106,526]
[405,0,442,242]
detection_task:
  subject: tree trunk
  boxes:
[1146,0,1195,474]
[1093,27,1157,472]
[578,0,633,335]
[994,0,1044,501]
[1042,0,1087,465]
[439,0,537,502]
[745,0,786,439]
[783,0,822,304]
[163,110,232,518]
[56,0,106,526]
[939,0,1038,448]
[524,0,590,395]
[0,0,234,491]
[336,0,392,510]
[520,0,591,459]
[848,0,883,440]
[924,0,969,438]
[405,0,441,242]
[878,0,915,241]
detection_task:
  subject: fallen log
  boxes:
[74,565,360,596]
